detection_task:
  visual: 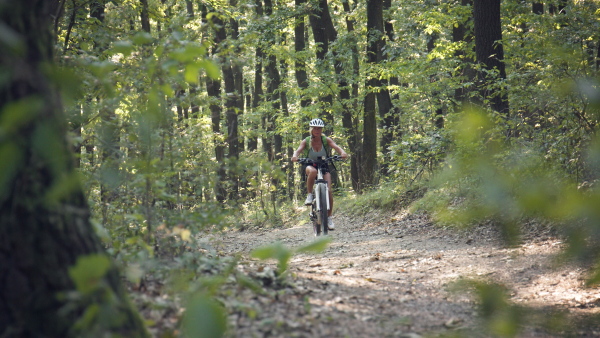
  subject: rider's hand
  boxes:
[291,156,298,162]
[341,152,349,159]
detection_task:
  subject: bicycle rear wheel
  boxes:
[318,184,328,235]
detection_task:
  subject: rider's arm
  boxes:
[327,137,349,159]
[291,139,307,162]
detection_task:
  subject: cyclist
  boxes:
[291,118,348,230]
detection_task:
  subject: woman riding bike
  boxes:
[291,118,348,230]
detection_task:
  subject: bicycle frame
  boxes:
[313,165,330,213]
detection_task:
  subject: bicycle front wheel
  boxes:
[318,183,328,235]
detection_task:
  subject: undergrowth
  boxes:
[336,182,427,216]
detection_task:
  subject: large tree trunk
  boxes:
[453,0,475,107]
[264,0,285,200]
[248,0,264,153]
[205,6,227,202]
[308,0,333,123]
[294,0,310,108]
[372,0,393,175]
[223,0,241,200]
[140,0,150,32]
[0,1,147,336]
[361,0,383,190]
[381,0,403,168]
[473,0,509,115]
[341,0,362,192]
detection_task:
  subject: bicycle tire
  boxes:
[318,183,328,235]
[311,205,320,236]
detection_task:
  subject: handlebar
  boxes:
[297,155,345,165]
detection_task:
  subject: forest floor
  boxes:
[204,207,600,338]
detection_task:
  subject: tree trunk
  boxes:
[361,0,383,190]
[373,0,394,175]
[70,104,83,168]
[0,1,147,336]
[186,0,194,17]
[549,1,567,15]
[90,0,121,224]
[294,0,310,108]
[223,0,241,200]
[264,0,282,165]
[264,0,285,201]
[249,0,264,152]
[473,0,509,115]
[279,57,294,200]
[382,0,403,166]
[453,0,475,106]
[205,7,227,202]
[597,37,600,71]
[308,0,333,123]
[140,0,150,32]
[341,0,362,192]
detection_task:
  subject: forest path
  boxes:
[213,209,600,337]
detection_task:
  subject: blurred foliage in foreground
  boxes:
[414,78,600,336]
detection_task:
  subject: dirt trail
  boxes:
[214,210,600,337]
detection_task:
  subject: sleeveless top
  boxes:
[308,139,327,161]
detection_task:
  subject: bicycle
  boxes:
[297,155,343,236]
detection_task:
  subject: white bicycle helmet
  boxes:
[309,118,325,127]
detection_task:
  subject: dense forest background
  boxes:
[59,0,599,230]
[1,0,600,336]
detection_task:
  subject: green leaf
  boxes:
[295,237,331,254]
[0,97,43,134]
[185,63,201,84]
[32,123,68,178]
[200,59,221,79]
[73,304,100,331]
[68,254,111,294]
[170,45,206,63]
[44,171,82,207]
[110,40,134,56]
[182,294,227,338]
[132,32,153,45]
[251,242,292,275]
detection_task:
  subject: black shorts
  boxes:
[300,163,330,182]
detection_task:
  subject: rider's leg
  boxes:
[305,166,317,194]
[325,172,333,217]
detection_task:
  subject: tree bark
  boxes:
[249,0,264,152]
[0,1,147,336]
[473,0,509,115]
[308,0,333,123]
[341,0,362,192]
[264,0,282,165]
[294,0,310,108]
[205,7,227,202]
[373,0,394,175]
[140,0,150,32]
[453,0,475,106]
[361,0,383,190]
[224,0,241,199]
